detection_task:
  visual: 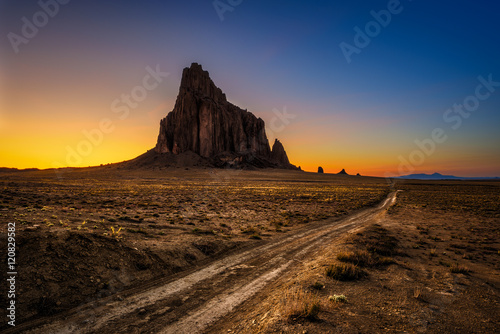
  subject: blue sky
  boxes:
[1,0,499,176]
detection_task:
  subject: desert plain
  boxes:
[0,166,498,333]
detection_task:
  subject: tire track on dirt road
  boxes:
[16,192,397,334]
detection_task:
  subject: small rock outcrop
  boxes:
[153,63,296,169]
[270,139,290,166]
[318,166,324,174]
[338,169,348,175]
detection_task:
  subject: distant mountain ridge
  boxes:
[397,172,499,180]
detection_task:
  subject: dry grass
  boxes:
[280,288,326,320]
[337,225,399,268]
[325,263,366,281]
[337,250,372,266]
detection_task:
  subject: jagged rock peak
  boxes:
[338,169,348,175]
[270,139,290,166]
[179,63,226,102]
[152,63,299,170]
[155,63,271,160]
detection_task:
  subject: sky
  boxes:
[1,0,499,177]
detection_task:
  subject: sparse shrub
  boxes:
[326,263,366,281]
[337,250,372,267]
[337,250,394,267]
[282,288,322,321]
[329,294,347,303]
[305,302,321,320]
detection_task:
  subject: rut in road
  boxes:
[19,192,397,334]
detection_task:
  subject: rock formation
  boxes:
[153,63,295,169]
[338,169,348,175]
[318,166,324,174]
[270,139,290,166]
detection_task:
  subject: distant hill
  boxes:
[0,167,40,172]
[397,172,499,180]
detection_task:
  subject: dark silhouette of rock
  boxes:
[338,169,348,175]
[356,173,361,176]
[153,63,297,169]
[270,139,290,166]
[318,166,324,174]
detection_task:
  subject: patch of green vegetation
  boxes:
[329,294,348,303]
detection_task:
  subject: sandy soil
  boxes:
[207,181,500,333]
[0,167,388,332]
[4,192,397,334]
[2,169,498,333]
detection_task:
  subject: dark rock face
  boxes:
[338,169,348,175]
[270,139,290,166]
[156,63,270,158]
[154,63,296,169]
[318,166,324,174]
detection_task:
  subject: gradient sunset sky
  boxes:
[1,0,499,176]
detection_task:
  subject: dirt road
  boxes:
[12,192,397,334]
